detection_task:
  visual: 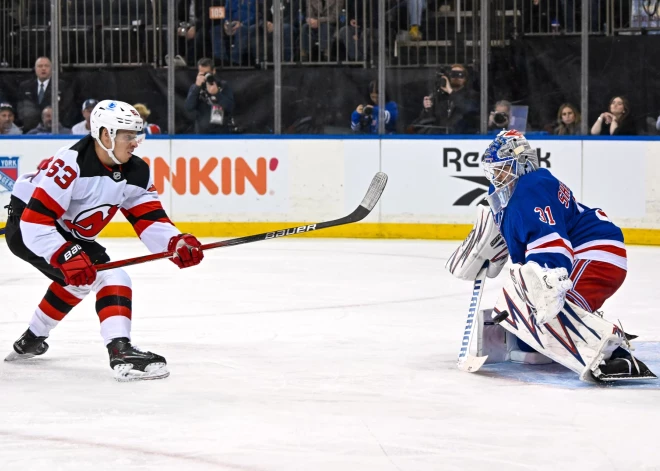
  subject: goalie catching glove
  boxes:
[509,261,573,325]
[168,233,204,268]
[446,205,509,281]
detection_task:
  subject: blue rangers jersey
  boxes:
[495,168,626,273]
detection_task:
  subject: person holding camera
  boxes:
[184,58,235,134]
[412,64,478,134]
[488,100,512,132]
[351,80,398,134]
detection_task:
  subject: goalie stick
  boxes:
[457,261,489,373]
[95,172,388,272]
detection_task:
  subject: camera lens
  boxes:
[493,112,508,126]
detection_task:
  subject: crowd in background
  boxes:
[0,0,658,136]
[0,57,161,136]
[1,55,654,137]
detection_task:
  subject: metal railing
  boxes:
[2,0,658,71]
[516,0,660,36]
[1,1,657,136]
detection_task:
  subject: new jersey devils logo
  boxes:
[64,204,119,240]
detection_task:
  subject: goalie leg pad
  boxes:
[492,273,624,382]
[477,309,552,365]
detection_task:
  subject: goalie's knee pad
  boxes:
[446,205,509,281]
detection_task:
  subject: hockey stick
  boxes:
[457,261,489,372]
[96,172,388,272]
[0,226,5,236]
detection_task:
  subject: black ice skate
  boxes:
[107,337,169,382]
[5,328,49,361]
[592,348,657,382]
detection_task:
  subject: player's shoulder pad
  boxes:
[122,155,151,189]
[67,135,98,173]
[510,169,557,207]
[48,146,81,174]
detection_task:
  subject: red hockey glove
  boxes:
[51,243,97,286]
[168,233,204,268]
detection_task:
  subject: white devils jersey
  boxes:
[12,135,180,262]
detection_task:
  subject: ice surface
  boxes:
[1,238,660,471]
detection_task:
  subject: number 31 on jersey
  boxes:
[534,206,556,225]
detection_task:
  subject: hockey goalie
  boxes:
[446,129,656,382]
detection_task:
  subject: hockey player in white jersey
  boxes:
[4,100,205,381]
[447,129,655,382]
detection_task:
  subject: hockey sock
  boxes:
[30,282,85,337]
[96,286,132,345]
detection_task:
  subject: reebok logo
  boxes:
[443,147,551,207]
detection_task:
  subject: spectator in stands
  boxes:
[412,64,478,134]
[656,113,660,133]
[351,80,398,134]
[408,0,426,41]
[262,0,302,62]
[133,103,162,134]
[488,100,513,132]
[185,58,235,134]
[553,103,581,135]
[17,57,72,133]
[300,0,342,61]
[177,0,221,66]
[26,106,71,135]
[590,95,636,136]
[0,103,22,135]
[338,0,378,61]
[212,0,258,66]
[560,0,603,33]
[71,99,99,135]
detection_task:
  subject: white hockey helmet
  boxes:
[90,100,144,165]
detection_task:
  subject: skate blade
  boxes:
[113,363,170,382]
[4,351,37,362]
[597,372,658,382]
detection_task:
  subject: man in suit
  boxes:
[17,57,72,133]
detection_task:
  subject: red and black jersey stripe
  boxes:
[96,286,132,322]
[21,188,66,226]
[38,282,83,321]
[121,202,173,237]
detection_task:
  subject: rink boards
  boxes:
[0,136,658,244]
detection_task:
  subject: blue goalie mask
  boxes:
[482,129,539,215]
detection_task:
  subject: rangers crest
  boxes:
[0,156,19,192]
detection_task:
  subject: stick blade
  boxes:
[457,355,488,373]
[360,172,388,211]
